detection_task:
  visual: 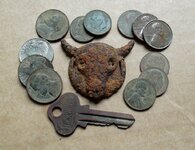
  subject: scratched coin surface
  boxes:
[139,68,169,96]
[117,10,142,38]
[36,9,69,42]
[143,20,173,49]
[123,78,156,111]
[26,68,62,104]
[132,13,158,41]
[18,55,53,86]
[83,10,112,35]
[140,52,170,74]
[19,38,54,62]
[70,16,94,43]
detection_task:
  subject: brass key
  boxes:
[48,93,135,136]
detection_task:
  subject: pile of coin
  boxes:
[123,52,170,111]
[18,38,63,104]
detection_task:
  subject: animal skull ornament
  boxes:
[61,40,134,100]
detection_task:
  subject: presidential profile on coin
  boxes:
[19,38,54,62]
[83,10,112,36]
[139,68,169,96]
[123,78,156,111]
[117,10,142,38]
[18,55,53,86]
[140,52,170,74]
[26,68,62,104]
[70,16,94,43]
[143,20,173,50]
[36,9,69,42]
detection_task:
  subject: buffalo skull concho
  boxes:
[61,40,134,100]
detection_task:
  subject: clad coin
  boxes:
[117,10,142,38]
[123,78,156,111]
[36,9,69,42]
[18,55,53,86]
[143,20,173,50]
[140,52,170,74]
[70,16,94,43]
[26,68,62,104]
[19,38,54,62]
[139,68,169,96]
[132,13,157,41]
[83,10,112,35]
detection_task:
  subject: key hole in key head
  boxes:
[52,107,62,117]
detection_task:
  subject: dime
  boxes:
[123,78,156,111]
[132,13,158,41]
[83,10,112,35]
[140,52,170,74]
[143,20,173,50]
[36,9,69,42]
[70,16,94,43]
[18,55,53,86]
[19,38,54,62]
[26,68,62,104]
[139,68,169,96]
[117,10,142,38]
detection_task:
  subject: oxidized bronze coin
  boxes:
[61,39,134,100]
[132,13,158,41]
[26,68,62,104]
[36,9,69,42]
[83,10,112,35]
[139,68,169,96]
[140,52,170,74]
[70,16,94,43]
[143,20,173,50]
[123,78,156,111]
[18,55,53,86]
[117,10,142,38]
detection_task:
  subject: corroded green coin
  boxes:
[83,10,112,35]
[70,16,94,43]
[36,9,69,42]
[143,20,173,50]
[18,55,53,86]
[123,78,156,111]
[117,10,142,38]
[139,68,169,96]
[26,68,62,104]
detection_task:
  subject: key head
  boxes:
[47,93,80,136]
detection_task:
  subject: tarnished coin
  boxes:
[70,16,94,43]
[19,38,54,62]
[140,52,170,74]
[18,55,53,86]
[36,9,69,42]
[132,13,158,41]
[117,10,142,38]
[83,10,112,35]
[143,20,173,50]
[139,68,169,96]
[26,68,62,104]
[123,78,156,111]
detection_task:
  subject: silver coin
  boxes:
[140,52,170,74]
[132,13,158,41]
[123,78,156,111]
[18,55,53,86]
[83,10,112,35]
[26,68,62,104]
[19,38,54,62]
[143,20,173,50]
[36,9,69,42]
[117,10,142,38]
[139,68,169,96]
[70,16,94,43]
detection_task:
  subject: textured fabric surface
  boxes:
[0,0,195,149]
